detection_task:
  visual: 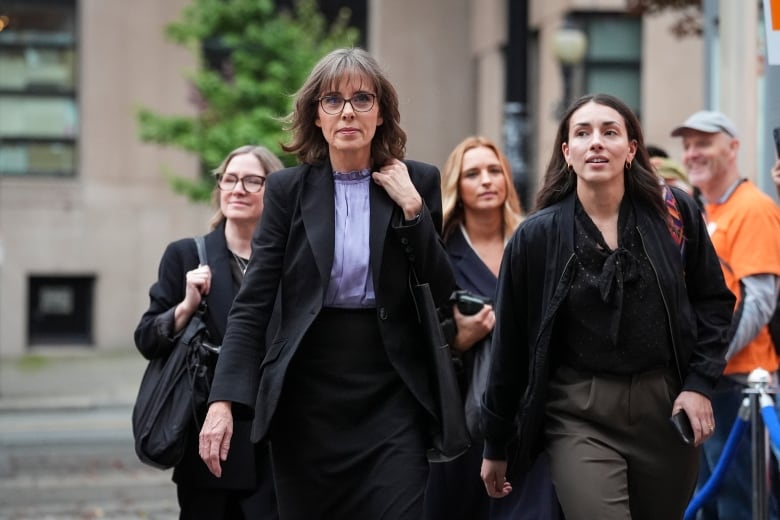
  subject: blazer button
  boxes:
[405,246,413,254]
[379,307,388,320]
[400,237,409,245]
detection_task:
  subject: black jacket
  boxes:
[208,159,455,444]
[482,188,735,473]
[134,223,266,489]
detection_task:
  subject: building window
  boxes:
[0,0,78,177]
[28,275,94,345]
[580,14,642,117]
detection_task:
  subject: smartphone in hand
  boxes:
[773,127,780,157]
[670,411,695,445]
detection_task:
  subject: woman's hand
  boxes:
[672,390,715,446]
[174,265,211,331]
[452,305,495,353]
[481,458,513,498]
[372,159,422,221]
[198,400,234,477]
[185,264,212,304]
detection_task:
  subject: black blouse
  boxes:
[559,196,672,375]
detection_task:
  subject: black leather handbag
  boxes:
[450,290,492,440]
[409,268,471,463]
[132,236,220,469]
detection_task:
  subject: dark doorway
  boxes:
[28,275,94,345]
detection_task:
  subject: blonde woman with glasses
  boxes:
[135,145,283,520]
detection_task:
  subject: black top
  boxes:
[481,187,735,471]
[560,196,672,375]
[208,159,455,445]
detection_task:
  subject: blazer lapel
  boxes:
[301,163,335,287]
[449,230,496,297]
[369,179,395,282]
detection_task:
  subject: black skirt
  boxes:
[269,308,428,519]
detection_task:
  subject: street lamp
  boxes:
[552,19,588,118]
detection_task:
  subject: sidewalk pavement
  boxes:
[0,349,181,520]
[0,348,147,412]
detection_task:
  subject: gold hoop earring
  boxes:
[625,159,632,170]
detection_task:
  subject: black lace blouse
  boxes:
[558,196,673,375]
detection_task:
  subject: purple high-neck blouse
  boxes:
[324,169,376,308]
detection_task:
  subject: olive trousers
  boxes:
[544,365,699,520]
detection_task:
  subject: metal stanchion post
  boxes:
[750,390,768,520]
[747,368,773,520]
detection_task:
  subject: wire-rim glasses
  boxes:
[217,174,266,193]
[318,92,376,115]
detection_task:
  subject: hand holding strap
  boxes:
[193,236,208,315]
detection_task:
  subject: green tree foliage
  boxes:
[137,0,359,201]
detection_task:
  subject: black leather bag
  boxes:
[463,337,490,441]
[132,236,220,469]
[409,268,471,463]
[449,290,492,440]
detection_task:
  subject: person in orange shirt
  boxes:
[672,111,780,520]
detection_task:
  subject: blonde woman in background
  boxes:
[425,136,563,519]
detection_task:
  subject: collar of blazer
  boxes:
[300,161,399,287]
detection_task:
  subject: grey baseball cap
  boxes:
[670,110,739,138]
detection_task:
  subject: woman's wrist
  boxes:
[402,197,423,222]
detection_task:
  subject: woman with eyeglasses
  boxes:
[134,145,283,520]
[198,47,454,519]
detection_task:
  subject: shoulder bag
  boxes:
[132,235,221,469]
[463,336,491,441]
[409,267,471,463]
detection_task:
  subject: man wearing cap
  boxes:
[672,110,780,520]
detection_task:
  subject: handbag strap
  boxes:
[194,235,208,266]
[193,235,208,315]
[408,268,421,322]
[409,264,423,286]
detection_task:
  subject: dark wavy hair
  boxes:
[534,93,665,219]
[282,47,406,167]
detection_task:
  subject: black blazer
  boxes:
[446,227,498,301]
[443,228,498,381]
[134,223,265,489]
[209,160,455,444]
